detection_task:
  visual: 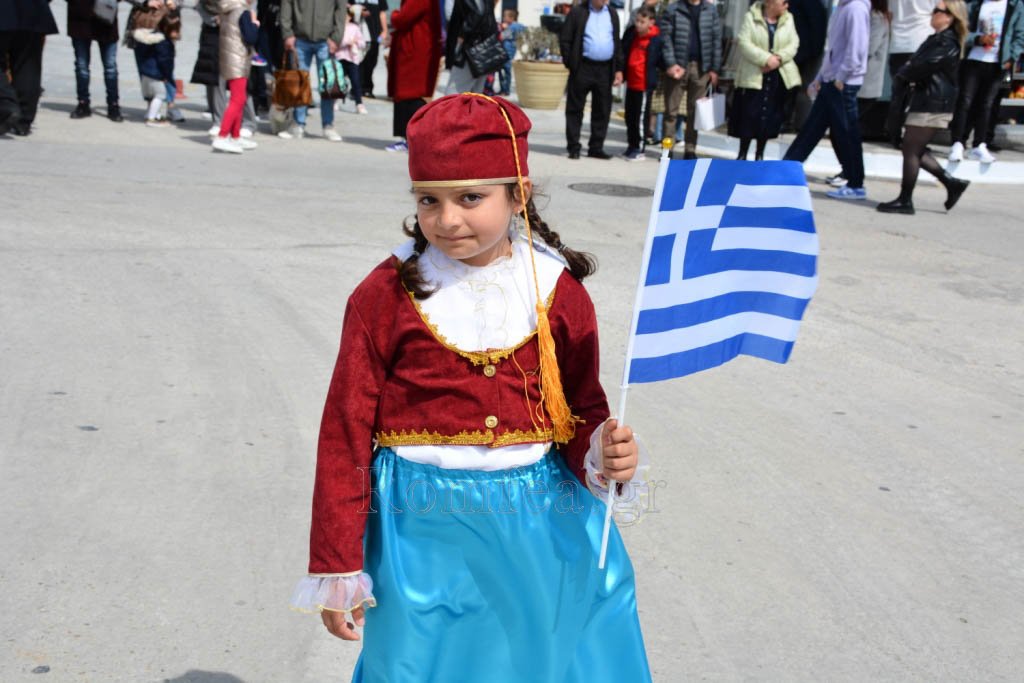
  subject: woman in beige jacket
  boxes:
[728,0,800,159]
[213,0,256,153]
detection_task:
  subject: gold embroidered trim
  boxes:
[492,428,554,447]
[376,428,553,448]
[411,177,519,188]
[378,429,495,446]
[404,287,558,367]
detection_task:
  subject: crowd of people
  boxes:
[558,0,1022,208]
[2,0,1022,203]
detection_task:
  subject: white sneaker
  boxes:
[948,141,964,162]
[240,127,254,139]
[208,124,220,136]
[968,143,995,163]
[279,124,303,140]
[167,105,186,123]
[356,104,368,115]
[323,125,342,142]
[237,137,258,150]
[212,136,243,154]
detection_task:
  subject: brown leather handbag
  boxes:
[272,51,313,108]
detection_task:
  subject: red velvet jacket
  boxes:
[308,258,610,574]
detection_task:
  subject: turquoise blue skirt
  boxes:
[353,447,651,682]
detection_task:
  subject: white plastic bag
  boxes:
[695,86,726,131]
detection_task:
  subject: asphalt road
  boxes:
[2,12,1022,683]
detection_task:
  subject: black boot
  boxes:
[877,185,915,215]
[70,101,92,119]
[107,102,124,122]
[941,174,970,211]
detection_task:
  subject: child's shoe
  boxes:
[385,139,408,153]
[145,117,171,128]
[623,148,646,162]
[167,105,186,123]
[212,136,244,154]
[251,53,268,67]
[356,104,368,115]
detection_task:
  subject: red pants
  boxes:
[218,77,246,138]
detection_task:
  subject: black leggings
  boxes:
[900,125,946,196]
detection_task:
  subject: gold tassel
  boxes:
[464,92,579,443]
[535,302,579,443]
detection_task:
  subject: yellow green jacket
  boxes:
[734,3,801,91]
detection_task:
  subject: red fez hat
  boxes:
[406,94,531,188]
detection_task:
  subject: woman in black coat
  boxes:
[67,0,123,120]
[443,0,499,94]
[877,0,970,215]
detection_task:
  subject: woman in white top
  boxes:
[948,0,1024,163]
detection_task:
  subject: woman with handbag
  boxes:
[876,0,970,214]
[444,0,501,95]
[383,0,442,153]
[728,0,800,160]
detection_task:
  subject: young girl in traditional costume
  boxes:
[291,93,652,682]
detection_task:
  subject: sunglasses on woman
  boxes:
[933,6,951,14]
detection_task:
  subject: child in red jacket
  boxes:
[622,7,662,161]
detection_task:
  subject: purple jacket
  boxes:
[817,0,871,85]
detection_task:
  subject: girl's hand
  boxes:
[600,419,637,483]
[321,605,366,641]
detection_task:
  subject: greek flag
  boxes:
[626,159,818,384]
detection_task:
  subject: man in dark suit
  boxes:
[560,0,624,159]
[0,0,59,135]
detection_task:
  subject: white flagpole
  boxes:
[598,140,674,569]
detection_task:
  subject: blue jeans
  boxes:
[784,82,864,188]
[292,38,334,127]
[72,37,118,105]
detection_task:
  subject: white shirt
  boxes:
[890,0,937,53]
[967,0,1009,63]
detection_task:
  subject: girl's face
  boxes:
[414,183,529,267]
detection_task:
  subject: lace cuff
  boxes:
[584,418,652,523]
[290,572,377,614]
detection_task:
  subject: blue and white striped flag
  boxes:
[626,159,818,384]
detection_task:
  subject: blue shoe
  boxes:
[826,186,867,200]
[385,140,408,153]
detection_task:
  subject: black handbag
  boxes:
[464,34,508,78]
[93,0,118,24]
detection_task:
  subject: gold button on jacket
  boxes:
[483,364,497,377]
[484,415,499,429]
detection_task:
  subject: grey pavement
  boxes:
[2,10,1023,683]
